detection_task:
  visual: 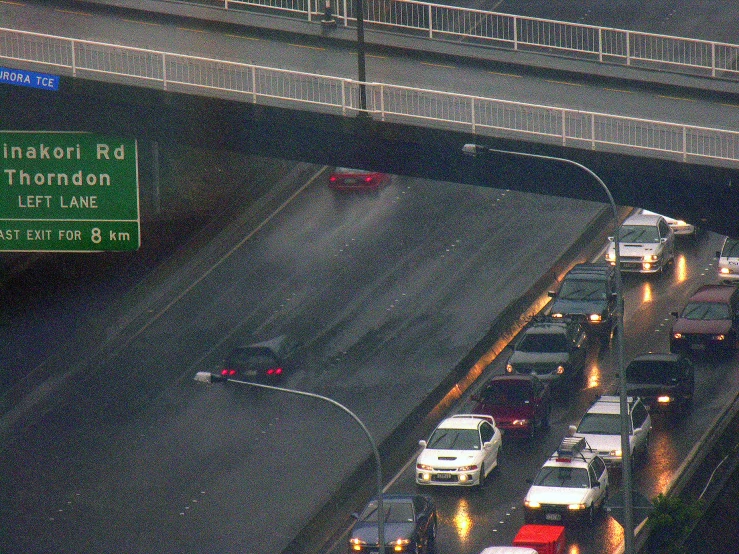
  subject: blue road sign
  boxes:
[0,67,59,91]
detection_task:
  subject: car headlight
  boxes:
[524,500,541,509]
[643,254,659,262]
[657,395,672,404]
[457,465,479,472]
[512,419,530,426]
[555,365,565,375]
[506,363,515,374]
[673,332,683,340]
[720,267,731,275]
[390,538,410,551]
[609,449,622,458]
[589,313,602,322]
[711,334,726,341]
[551,312,563,318]
[350,538,366,551]
[605,252,615,262]
[416,463,433,471]
[568,503,586,511]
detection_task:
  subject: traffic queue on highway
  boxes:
[344,210,738,554]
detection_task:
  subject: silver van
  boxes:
[716,237,739,284]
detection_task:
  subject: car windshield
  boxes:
[576,413,626,434]
[626,361,678,385]
[558,279,608,301]
[533,466,590,488]
[680,302,730,320]
[481,381,532,406]
[225,348,279,371]
[427,428,480,450]
[619,224,660,243]
[359,500,415,523]
[722,238,739,257]
[517,332,568,353]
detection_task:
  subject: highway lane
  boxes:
[323,229,738,554]
[0,165,606,553]
[5,0,739,135]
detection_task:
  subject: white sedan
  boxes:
[641,209,697,236]
[416,414,502,487]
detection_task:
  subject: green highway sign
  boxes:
[0,131,140,252]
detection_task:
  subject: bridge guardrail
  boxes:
[2,26,739,168]
[187,0,739,81]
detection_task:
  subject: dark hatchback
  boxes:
[471,374,551,438]
[220,336,298,384]
[624,353,695,414]
[670,285,739,356]
[349,494,437,553]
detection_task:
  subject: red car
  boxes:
[328,167,389,192]
[471,374,552,438]
[670,284,739,356]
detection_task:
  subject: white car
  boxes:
[569,395,651,469]
[605,213,675,274]
[524,436,609,524]
[416,414,502,487]
[716,236,739,284]
[641,209,697,237]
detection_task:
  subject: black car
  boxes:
[349,494,437,553]
[624,353,695,414]
[220,335,298,384]
[505,319,588,390]
[548,263,617,342]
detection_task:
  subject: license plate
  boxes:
[243,370,258,376]
[690,343,706,350]
[435,473,452,480]
[545,513,562,521]
[343,178,357,185]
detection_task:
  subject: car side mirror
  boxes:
[592,482,600,489]
[671,311,679,318]
[548,290,556,298]
[716,251,721,258]
[608,236,614,242]
[568,424,577,436]
[351,512,360,520]
[418,440,427,448]
[661,237,667,243]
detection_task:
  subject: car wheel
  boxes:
[426,518,437,553]
[478,463,486,487]
[587,505,596,523]
[542,406,551,430]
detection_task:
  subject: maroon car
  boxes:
[670,285,739,356]
[471,374,552,438]
[328,167,389,192]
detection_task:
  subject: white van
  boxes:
[716,237,739,284]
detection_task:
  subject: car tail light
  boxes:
[266,367,283,375]
[221,369,237,376]
[364,176,373,183]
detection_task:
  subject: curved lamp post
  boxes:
[193,372,385,554]
[462,143,633,554]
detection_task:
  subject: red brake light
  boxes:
[266,367,283,375]
[221,369,237,376]
[364,176,373,183]
[329,176,337,182]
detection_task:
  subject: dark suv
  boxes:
[505,319,587,390]
[548,263,617,342]
[624,353,695,415]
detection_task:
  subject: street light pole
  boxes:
[193,372,385,554]
[355,0,367,112]
[462,143,633,554]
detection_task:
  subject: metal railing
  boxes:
[2,26,739,168]
[199,0,739,80]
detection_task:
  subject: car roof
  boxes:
[586,395,638,414]
[437,414,493,429]
[567,263,613,277]
[628,352,684,364]
[687,284,736,303]
[523,321,569,334]
[622,213,663,226]
[486,374,540,385]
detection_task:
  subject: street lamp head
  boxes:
[462,143,483,157]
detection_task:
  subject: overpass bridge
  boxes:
[2,0,739,236]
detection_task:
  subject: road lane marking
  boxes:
[657,94,696,102]
[123,18,160,27]
[55,8,92,16]
[545,79,583,86]
[422,61,456,69]
[288,43,325,51]
[225,33,260,41]
[488,71,522,78]
[605,88,634,94]
[178,27,207,34]
[0,1,25,6]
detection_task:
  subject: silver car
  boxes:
[605,213,675,274]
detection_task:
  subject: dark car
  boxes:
[329,167,389,192]
[548,263,617,342]
[220,336,298,383]
[670,285,739,356]
[349,494,437,553]
[624,353,695,414]
[505,319,588,389]
[471,374,551,437]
